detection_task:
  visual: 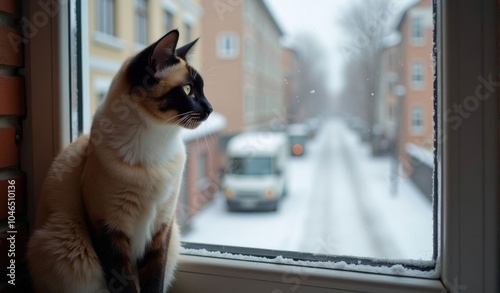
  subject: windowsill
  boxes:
[172,254,446,293]
[93,31,126,51]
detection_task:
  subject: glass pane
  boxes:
[78,0,435,268]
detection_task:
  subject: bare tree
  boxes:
[290,33,330,122]
[337,0,395,140]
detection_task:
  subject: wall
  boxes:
[0,1,29,290]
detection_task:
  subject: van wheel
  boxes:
[270,201,278,212]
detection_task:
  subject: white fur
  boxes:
[114,121,184,166]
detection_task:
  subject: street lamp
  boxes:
[390,84,406,196]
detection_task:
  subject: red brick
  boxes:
[0,26,23,67]
[0,77,24,115]
[0,127,18,168]
[0,0,17,15]
[0,176,24,220]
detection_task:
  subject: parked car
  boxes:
[223,132,288,211]
[287,123,309,156]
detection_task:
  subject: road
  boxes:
[182,119,433,261]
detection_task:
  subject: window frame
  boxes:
[217,32,239,59]
[411,60,425,89]
[134,0,149,45]
[96,0,115,36]
[410,105,424,134]
[23,0,498,292]
[411,15,424,44]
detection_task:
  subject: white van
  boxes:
[223,132,288,211]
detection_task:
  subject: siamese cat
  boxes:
[27,30,212,293]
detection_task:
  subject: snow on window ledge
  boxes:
[179,246,439,279]
[405,143,434,168]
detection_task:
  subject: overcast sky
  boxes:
[265,0,349,93]
[264,0,415,94]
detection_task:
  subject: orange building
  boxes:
[397,0,434,177]
[200,0,284,136]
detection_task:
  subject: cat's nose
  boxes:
[205,105,213,115]
[202,100,213,116]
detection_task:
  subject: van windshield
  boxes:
[228,157,273,175]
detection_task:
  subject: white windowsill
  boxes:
[93,31,126,51]
[172,255,445,293]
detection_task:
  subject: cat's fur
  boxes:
[27,30,212,293]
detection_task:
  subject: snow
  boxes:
[181,119,435,276]
[405,143,434,168]
[180,248,437,278]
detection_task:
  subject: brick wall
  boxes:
[0,0,29,290]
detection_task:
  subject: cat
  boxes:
[27,29,212,293]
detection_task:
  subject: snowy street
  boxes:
[182,119,433,261]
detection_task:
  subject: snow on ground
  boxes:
[181,119,433,261]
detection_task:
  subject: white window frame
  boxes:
[134,0,149,45]
[96,0,115,36]
[93,0,125,50]
[23,0,498,292]
[217,32,239,59]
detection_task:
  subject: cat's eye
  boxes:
[183,84,193,96]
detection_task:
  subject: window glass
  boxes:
[411,106,424,134]
[79,0,436,274]
[135,0,148,45]
[97,0,115,35]
[229,158,274,175]
[412,62,424,88]
[217,33,239,59]
[412,17,423,43]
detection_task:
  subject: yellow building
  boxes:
[86,0,203,128]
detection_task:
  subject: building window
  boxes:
[411,106,424,134]
[411,16,424,44]
[217,32,239,59]
[135,0,148,45]
[164,10,174,33]
[411,62,424,89]
[97,0,115,36]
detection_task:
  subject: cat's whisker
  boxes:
[202,123,214,166]
[161,111,195,126]
[162,115,190,146]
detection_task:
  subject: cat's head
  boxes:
[126,29,212,129]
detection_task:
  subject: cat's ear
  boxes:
[150,29,180,72]
[176,38,199,61]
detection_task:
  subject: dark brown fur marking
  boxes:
[137,222,173,292]
[91,221,138,293]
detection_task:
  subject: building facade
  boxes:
[397,0,434,174]
[88,0,203,119]
[200,0,284,135]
